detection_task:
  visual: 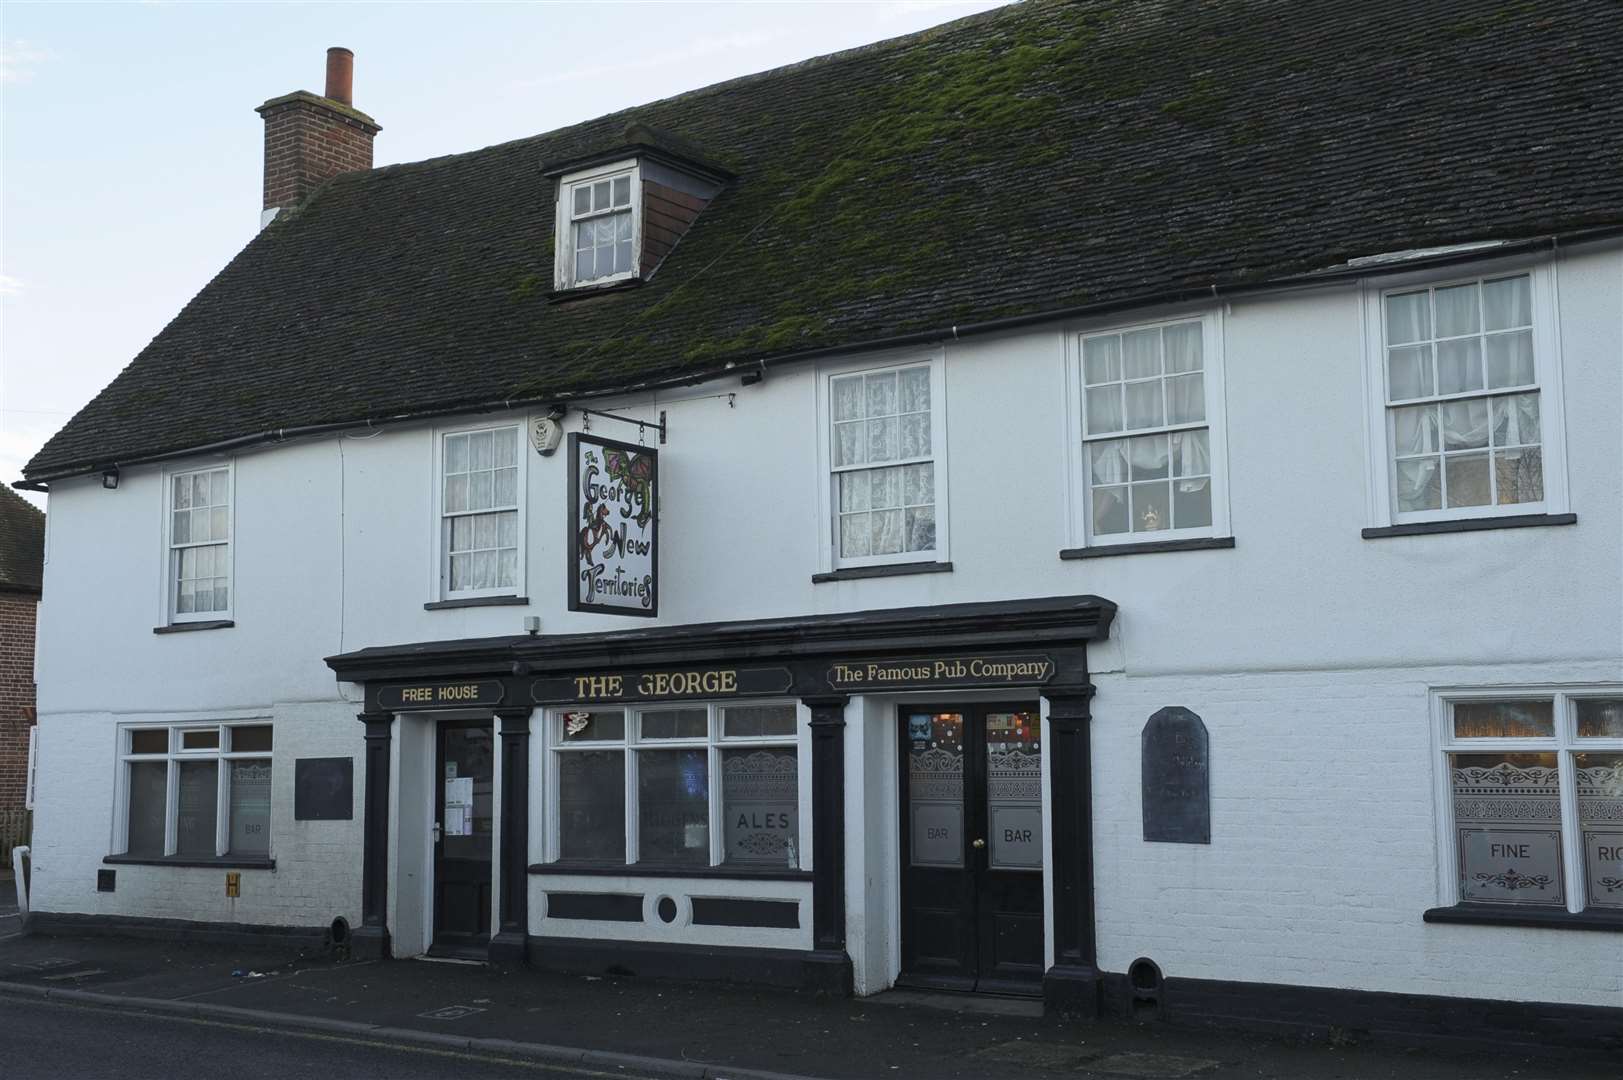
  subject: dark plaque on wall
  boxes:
[294,757,354,821]
[1142,707,1210,844]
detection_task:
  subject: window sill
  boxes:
[1362,513,1576,539]
[530,861,812,882]
[153,620,234,635]
[1423,903,1622,932]
[104,854,275,871]
[811,560,952,584]
[1060,536,1235,560]
[546,277,643,304]
[424,595,530,611]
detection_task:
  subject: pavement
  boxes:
[0,875,19,941]
[0,930,1614,1080]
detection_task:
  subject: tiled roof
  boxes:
[0,487,45,592]
[25,0,1623,479]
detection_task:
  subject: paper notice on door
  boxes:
[445,777,475,837]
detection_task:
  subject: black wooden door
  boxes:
[434,721,494,950]
[899,705,1044,995]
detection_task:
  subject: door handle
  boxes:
[971,838,986,849]
[431,822,442,844]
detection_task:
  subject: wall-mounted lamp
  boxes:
[523,616,541,636]
[101,467,120,490]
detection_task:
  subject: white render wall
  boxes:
[27,243,1623,1002]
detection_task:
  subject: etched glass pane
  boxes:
[127,761,168,856]
[560,710,624,742]
[1576,753,1623,910]
[229,760,272,856]
[176,760,218,857]
[1453,701,1555,739]
[1451,752,1563,906]
[558,749,624,861]
[987,711,1042,870]
[639,708,707,740]
[1577,700,1623,739]
[723,704,797,738]
[907,712,963,868]
[637,749,709,866]
[723,748,799,867]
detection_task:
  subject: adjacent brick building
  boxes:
[0,486,44,864]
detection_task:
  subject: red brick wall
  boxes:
[260,97,376,212]
[0,590,37,857]
[641,180,709,276]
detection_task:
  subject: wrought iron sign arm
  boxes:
[577,407,668,445]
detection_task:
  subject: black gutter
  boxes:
[18,226,1622,491]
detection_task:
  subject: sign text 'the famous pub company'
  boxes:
[568,433,657,616]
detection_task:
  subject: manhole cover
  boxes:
[1089,1051,1221,1078]
[417,1005,486,1021]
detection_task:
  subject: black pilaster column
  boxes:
[489,708,531,969]
[803,695,853,995]
[1044,686,1100,1017]
[353,711,393,960]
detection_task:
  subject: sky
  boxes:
[0,0,1010,508]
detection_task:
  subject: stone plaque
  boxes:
[1142,707,1210,844]
[294,757,354,821]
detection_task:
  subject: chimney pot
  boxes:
[325,46,354,106]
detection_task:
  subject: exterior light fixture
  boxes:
[101,467,120,490]
[523,616,541,636]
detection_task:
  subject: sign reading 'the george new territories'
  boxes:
[533,666,794,704]
[825,654,1055,692]
[569,432,658,617]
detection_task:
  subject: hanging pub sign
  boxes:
[568,433,658,617]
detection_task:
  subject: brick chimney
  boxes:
[254,47,381,227]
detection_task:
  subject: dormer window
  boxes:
[555,160,641,290]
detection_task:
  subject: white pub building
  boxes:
[18,1,1623,1050]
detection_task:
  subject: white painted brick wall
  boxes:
[1090,659,1623,1009]
[29,701,362,929]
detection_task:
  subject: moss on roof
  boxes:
[26,0,1623,479]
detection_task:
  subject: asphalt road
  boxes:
[0,996,689,1080]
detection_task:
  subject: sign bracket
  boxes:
[578,407,667,446]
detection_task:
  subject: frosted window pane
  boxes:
[1434,283,1480,337]
[1165,373,1204,424]
[1437,339,1483,395]
[722,748,799,867]
[1576,753,1623,910]
[1387,344,1433,400]
[1122,329,1161,379]
[1385,291,1430,345]
[1083,336,1120,384]
[1486,330,1535,388]
[1124,381,1163,429]
[1086,385,1124,434]
[228,760,272,857]
[1451,751,1563,906]
[1482,276,1531,330]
